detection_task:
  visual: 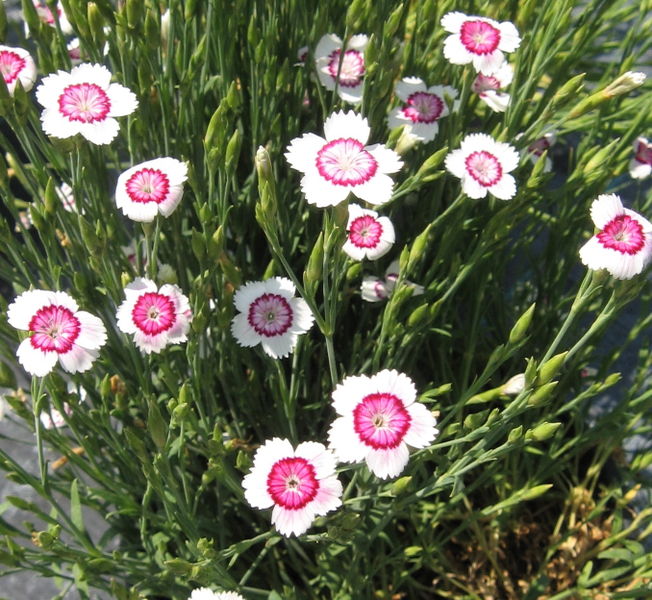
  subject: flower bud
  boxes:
[537,352,567,385]
[157,263,177,285]
[500,373,526,396]
[603,71,646,98]
[527,381,558,406]
[508,303,536,344]
[526,422,562,442]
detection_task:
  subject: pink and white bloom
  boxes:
[328,370,438,479]
[67,38,82,65]
[0,46,36,95]
[231,277,314,359]
[361,259,424,302]
[243,438,342,537]
[441,11,521,74]
[40,382,86,429]
[56,182,77,212]
[285,110,403,207]
[36,63,138,145]
[30,1,73,35]
[388,77,457,142]
[523,132,556,173]
[579,194,652,280]
[315,33,367,103]
[115,158,188,222]
[629,137,652,180]
[472,62,513,113]
[445,133,519,200]
[344,204,395,260]
[7,290,107,377]
[116,278,192,354]
[188,589,244,600]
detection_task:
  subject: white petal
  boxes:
[479,90,510,113]
[440,11,467,33]
[361,277,388,302]
[106,83,138,117]
[133,330,170,354]
[79,118,120,145]
[347,34,368,51]
[387,108,411,131]
[328,415,368,463]
[351,173,395,206]
[370,369,417,404]
[443,35,473,65]
[395,77,426,101]
[272,505,314,537]
[408,121,438,142]
[290,298,314,332]
[365,444,410,479]
[310,474,343,516]
[156,183,185,217]
[498,21,521,53]
[230,313,260,347]
[337,82,364,104]
[301,172,350,207]
[364,238,394,261]
[403,403,438,448]
[368,144,403,174]
[7,290,53,329]
[473,50,505,75]
[58,345,99,373]
[488,174,517,200]
[462,175,488,199]
[294,442,336,479]
[315,33,342,61]
[263,277,296,297]
[16,339,58,377]
[323,110,370,144]
[628,159,650,179]
[342,239,368,261]
[117,196,159,222]
[75,311,107,349]
[494,141,520,172]
[69,63,112,88]
[590,194,624,229]
[261,332,296,359]
[445,148,467,178]
[331,374,371,415]
[285,133,326,174]
[41,108,81,140]
[233,280,269,313]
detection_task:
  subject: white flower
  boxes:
[188,589,244,600]
[115,157,188,222]
[388,77,457,142]
[55,182,78,213]
[285,110,403,208]
[231,277,314,359]
[328,369,438,479]
[7,290,107,377]
[0,46,36,95]
[361,260,424,302]
[343,204,395,260]
[67,38,82,65]
[243,438,342,537]
[472,62,513,113]
[116,278,192,354]
[36,63,138,145]
[441,11,521,74]
[445,133,519,200]
[629,137,652,180]
[30,1,73,35]
[315,33,367,103]
[579,194,652,280]
[522,132,556,173]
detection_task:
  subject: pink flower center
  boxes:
[0,51,26,85]
[597,215,645,255]
[248,293,293,337]
[528,137,551,157]
[28,304,80,354]
[473,73,501,94]
[460,20,501,55]
[58,83,111,123]
[327,49,365,87]
[635,141,652,166]
[353,393,412,449]
[401,92,444,124]
[126,168,170,204]
[267,457,319,510]
[316,138,378,187]
[349,214,383,248]
[131,292,176,335]
[465,150,503,187]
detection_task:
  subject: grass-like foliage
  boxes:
[0,0,651,598]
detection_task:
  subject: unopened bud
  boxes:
[603,71,646,98]
[526,422,562,442]
[500,373,526,396]
[537,352,567,385]
[508,303,536,344]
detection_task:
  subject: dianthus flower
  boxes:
[523,132,556,173]
[116,278,192,354]
[344,204,395,260]
[388,77,457,142]
[36,63,138,145]
[328,370,438,479]
[445,133,519,200]
[315,34,367,103]
[7,290,107,377]
[285,110,403,207]
[30,1,72,34]
[629,137,651,180]
[441,11,521,74]
[115,158,188,222]
[361,260,424,303]
[472,62,513,113]
[231,277,314,359]
[40,381,87,429]
[188,589,244,600]
[0,46,36,95]
[579,194,652,279]
[243,438,342,537]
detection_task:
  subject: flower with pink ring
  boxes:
[579,194,652,280]
[116,278,192,354]
[0,46,36,95]
[115,157,188,222]
[29,1,73,34]
[445,133,519,200]
[243,438,342,537]
[328,369,438,479]
[36,63,138,145]
[441,11,521,75]
[231,277,314,359]
[315,33,367,103]
[521,132,556,173]
[7,290,107,377]
[188,589,244,600]
[344,204,395,261]
[388,77,457,143]
[361,259,424,303]
[472,62,513,113]
[629,137,652,180]
[286,110,403,207]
